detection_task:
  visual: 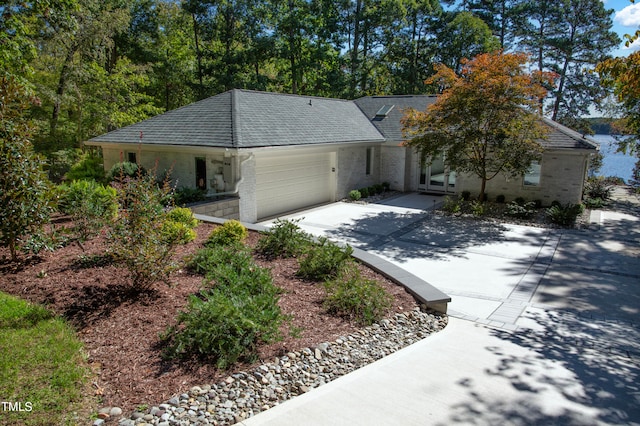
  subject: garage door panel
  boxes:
[256,153,333,219]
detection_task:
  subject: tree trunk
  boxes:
[191,13,204,99]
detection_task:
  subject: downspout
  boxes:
[210,152,254,197]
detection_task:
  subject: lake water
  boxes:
[591,134,637,183]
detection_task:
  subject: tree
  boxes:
[401,51,555,201]
[0,75,54,261]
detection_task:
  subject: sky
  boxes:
[605,0,640,55]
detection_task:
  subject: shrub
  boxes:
[57,180,117,244]
[368,186,377,196]
[546,203,584,227]
[373,184,384,194]
[256,218,312,259]
[298,238,354,281]
[323,262,392,326]
[461,190,471,201]
[584,197,605,209]
[172,187,207,206]
[108,168,179,290]
[505,200,536,219]
[65,151,105,182]
[382,182,391,191]
[442,196,461,214]
[166,245,285,367]
[550,200,562,208]
[161,220,196,245]
[206,219,248,247]
[495,194,506,203]
[470,200,485,216]
[107,161,145,182]
[584,177,613,201]
[533,199,542,208]
[514,196,526,205]
[162,288,284,368]
[349,189,362,201]
[167,207,198,228]
[359,187,370,198]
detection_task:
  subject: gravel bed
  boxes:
[105,308,446,426]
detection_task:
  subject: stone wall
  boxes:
[189,197,240,220]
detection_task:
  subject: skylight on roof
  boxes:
[375,104,395,117]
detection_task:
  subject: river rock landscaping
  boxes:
[0,218,446,425]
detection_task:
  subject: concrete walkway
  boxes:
[246,190,640,425]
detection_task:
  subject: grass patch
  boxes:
[0,292,94,425]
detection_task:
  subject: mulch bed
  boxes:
[0,218,420,416]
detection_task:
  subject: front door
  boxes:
[418,154,456,193]
[195,157,207,190]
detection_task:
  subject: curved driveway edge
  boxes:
[249,191,640,425]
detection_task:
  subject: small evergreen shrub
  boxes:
[323,262,392,326]
[373,184,384,194]
[298,238,354,281]
[461,190,471,201]
[495,194,506,204]
[107,161,145,182]
[442,196,461,214]
[546,203,584,227]
[58,180,118,244]
[65,152,105,182]
[550,200,562,208]
[167,245,285,367]
[533,199,542,208]
[470,201,485,216]
[160,221,196,245]
[172,187,207,206]
[368,186,377,196]
[505,200,536,219]
[382,182,391,191]
[359,187,370,198]
[584,177,613,201]
[206,220,248,246]
[584,197,605,209]
[256,218,312,259]
[349,190,362,201]
[514,196,526,205]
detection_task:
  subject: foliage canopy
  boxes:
[402,51,555,200]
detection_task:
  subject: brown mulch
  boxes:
[0,219,420,417]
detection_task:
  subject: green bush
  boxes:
[514,196,526,205]
[108,168,179,290]
[172,187,207,206]
[359,187,370,198]
[58,180,118,244]
[470,200,485,216]
[161,220,196,245]
[298,238,354,281]
[167,207,198,228]
[461,190,471,201]
[546,203,584,227]
[166,245,285,368]
[495,194,506,203]
[162,289,284,368]
[206,219,248,247]
[323,262,392,326]
[442,196,461,214]
[382,182,391,191]
[107,161,145,182]
[584,177,613,201]
[373,184,384,194]
[505,200,537,219]
[349,190,362,201]
[584,197,606,209]
[65,151,105,182]
[256,218,312,259]
[368,186,377,196]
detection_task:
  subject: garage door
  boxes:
[256,153,334,220]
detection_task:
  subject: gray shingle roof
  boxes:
[355,95,597,151]
[541,117,599,150]
[88,90,385,148]
[354,95,438,141]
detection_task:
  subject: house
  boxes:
[86,89,598,222]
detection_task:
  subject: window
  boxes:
[524,161,541,186]
[366,147,374,175]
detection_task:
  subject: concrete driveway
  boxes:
[250,192,640,425]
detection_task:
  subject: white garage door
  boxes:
[256,152,334,220]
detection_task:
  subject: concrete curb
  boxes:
[193,214,451,314]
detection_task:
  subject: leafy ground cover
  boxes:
[0,292,94,425]
[0,218,420,422]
